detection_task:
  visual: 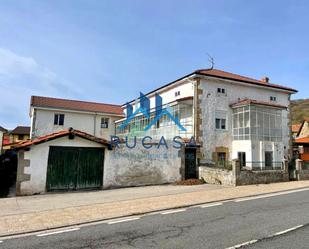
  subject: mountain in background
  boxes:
[291,99,309,124]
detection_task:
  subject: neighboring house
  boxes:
[10,126,30,143]
[2,126,30,150]
[292,124,301,139]
[30,96,124,140]
[116,68,297,170]
[294,136,309,162]
[0,126,8,154]
[296,118,309,138]
[293,118,309,163]
[15,128,111,195]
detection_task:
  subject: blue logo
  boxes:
[118,92,186,131]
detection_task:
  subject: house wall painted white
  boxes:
[17,136,184,195]
[198,76,291,167]
[18,136,107,195]
[31,107,121,140]
[122,79,194,116]
[103,140,183,188]
[0,131,3,154]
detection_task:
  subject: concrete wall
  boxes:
[197,77,291,165]
[103,140,183,189]
[17,136,106,195]
[31,108,121,140]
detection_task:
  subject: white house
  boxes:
[30,96,124,140]
[116,68,297,171]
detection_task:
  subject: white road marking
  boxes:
[0,240,3,243]
[200,202,223,208]
[107,217,140,224]
[274,225,304,236]
[37,228,80,237]
[161,208,186,215]
[225,239,258,249]
[234,188,309,202]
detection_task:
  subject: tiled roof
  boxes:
[295,136,309,144]
[31,96,124,116]
[14,128,111,150]
[0,126,7,133]
[11,126,30,135]
[195,69,297,92]
[230,98,287,109]
[292,124,301,133]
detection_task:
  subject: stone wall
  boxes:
[199,159,289,186]
[296,159,309,180]
[237,170,289,185]
[199,166,235,186]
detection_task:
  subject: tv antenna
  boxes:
[206,53,215,69]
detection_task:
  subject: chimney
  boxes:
[261,77,269,83]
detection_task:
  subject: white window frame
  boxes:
[101,117,109,128]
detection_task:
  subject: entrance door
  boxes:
[265,151,273,169]
[185,148,196,179]
[46,146,104,191]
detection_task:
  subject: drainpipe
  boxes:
[94,113,97,136]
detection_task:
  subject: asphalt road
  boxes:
[1,188,309,249]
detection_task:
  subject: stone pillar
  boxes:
[295,159,303,181]
[284,159,289,173]
[232,159,240,186]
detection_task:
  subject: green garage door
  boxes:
[46,146,104,191]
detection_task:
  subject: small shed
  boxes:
[15,128,111,195]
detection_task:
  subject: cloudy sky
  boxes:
[0,0,308,128]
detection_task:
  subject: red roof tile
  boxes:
[14,128,111,149]
[292,124,301,133]
[195,69,297,92]
[295,136,309,144]
[31,96,124,116]
[230,98,287,109]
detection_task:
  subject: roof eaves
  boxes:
[195,72,298,93]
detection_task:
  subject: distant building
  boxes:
[3,126,31,150]
[0,126,8,154]
[30,96,124,140]
[293,118,309,163]
[292,124,301,138]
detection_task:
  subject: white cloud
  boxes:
[0,48,81,129]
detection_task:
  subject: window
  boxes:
[216,118,226,130]
[217,88,226,95]
[232,106,282,141]
[18,134,24,140]
[270,96,277,101]
[175,91,180,97]
[101,118,109,128]
[54,114,64,126]
[238,152,246,167]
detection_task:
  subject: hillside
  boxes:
[291,99,309,124]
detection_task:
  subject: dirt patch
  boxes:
[173,178,205,185]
